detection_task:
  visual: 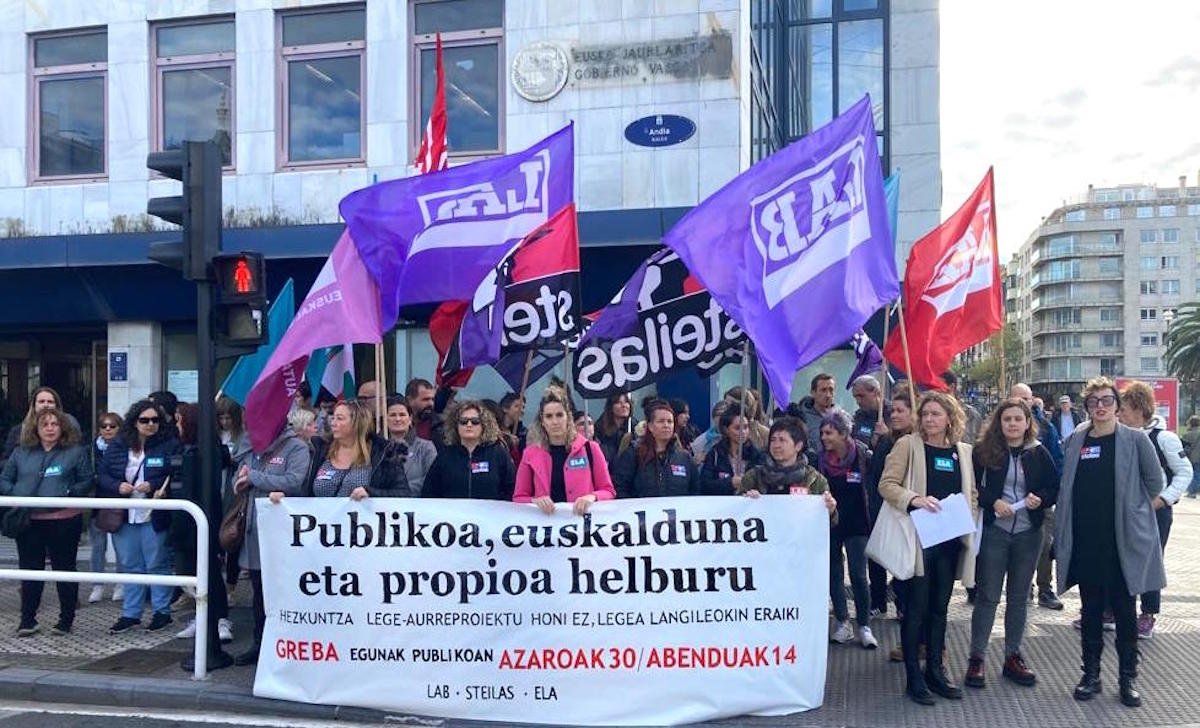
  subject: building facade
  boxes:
[0,0,939,434]
[1011,177,1200,398]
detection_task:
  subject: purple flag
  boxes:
[339,125,574,328]
[662,95,898,407]
[847,330,885,389]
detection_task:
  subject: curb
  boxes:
[0,667,414,724]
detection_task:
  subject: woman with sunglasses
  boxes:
[1056,377,1165,708]
[88,412,123,604]
[423,401,516,501]
[98,399,181,634]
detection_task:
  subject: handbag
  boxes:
[865,436,919,579]
[93,508,126,533]
[219,489,250,553]
[0,507,30,538]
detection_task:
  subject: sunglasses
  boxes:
[1085,395,1117,409]
[458,417,482,426]
[99,422,118,429]
[137,416,161,425]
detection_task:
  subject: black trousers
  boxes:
[868,561,890,612]
[1079,580,1138,677]
[900,541,960,683]
[250,568,265,648]
[16,516,83,627]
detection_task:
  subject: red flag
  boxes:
[883,168,1002,390]
[429,301,474,388]
[415,34,448,174]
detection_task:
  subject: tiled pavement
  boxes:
[0,503,1197,726]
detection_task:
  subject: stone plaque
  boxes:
[568,31,734,86]
[511,41,571,102]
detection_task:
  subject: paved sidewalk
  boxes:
[0,502,1196,726]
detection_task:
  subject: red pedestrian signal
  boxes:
[234,258,252,294]
[214,252,264,301]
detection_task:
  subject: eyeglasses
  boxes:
[458,417,482,426]
[137,417,161,425]
[99,423,118,430]
[1084,395,1117,409]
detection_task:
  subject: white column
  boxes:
[107,322,162,418]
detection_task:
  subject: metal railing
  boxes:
[0,496,209,680]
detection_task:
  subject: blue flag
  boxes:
[662,95,899,407]
[219,279,296,404]
[884,172,900,244]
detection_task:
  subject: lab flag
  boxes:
[339,125,574,328]
[244,232,383,452]
[219,279,295,405]
[883,168,1002,389]
[662,95,898,407]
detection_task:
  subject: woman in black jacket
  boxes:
[595,393,635,469]
[306,401,410,499]
[699,405,764,495]
[98,399,181,634]
[966,398,1058,690]
[423,401,516,501]
[611,401,697,498]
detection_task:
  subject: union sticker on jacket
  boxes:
[567,456,588,469]
[471,461,490,474]
[268,456,285,465]
[670,464,687,477]
[1080,445,1101,460]
[846,471,862,483]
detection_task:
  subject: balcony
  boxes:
[1031,320,1122,335]
[1032,294,1123,310]
[1034,242,1121,262]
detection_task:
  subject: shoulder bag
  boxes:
[865,437,918,579]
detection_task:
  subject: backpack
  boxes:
[1147,429,1176,482]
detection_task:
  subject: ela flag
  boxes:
[574,249,746,399]
[244,232,383,452]
[663,95,898,407]
[339,125,574,328]
[415,34,448,174]
[883,168,1002,389]
[219,279,295,404]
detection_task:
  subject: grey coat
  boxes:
[239,430,312,570]
[0,443,93,499]
[1055,422,1165,596]
[402,434,437,496]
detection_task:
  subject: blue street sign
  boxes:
[624,114,696,147]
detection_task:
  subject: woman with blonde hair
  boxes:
[423,400,516,501]
[514,387,615,515]
[305,401,410,500]
[878,390,979,705]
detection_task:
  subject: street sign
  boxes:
[624,114,696,147]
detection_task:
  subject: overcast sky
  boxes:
[940,0,1200,259]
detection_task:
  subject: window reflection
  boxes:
[415,0,503,34]
[157,22,234,56]
[282,8,365,46]
[163,67,232,165]
[421,44,499,153]
[39,77,104,177]
[837,19,883,128]
[788,23,832,137]
[288,56,362,161]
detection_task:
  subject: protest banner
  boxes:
[253,496,829,725]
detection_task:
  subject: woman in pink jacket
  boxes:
[514,386,615,515]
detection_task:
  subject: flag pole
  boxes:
[896,297,919,415]
[377,341,388,432]
[518,349,535,398]
[739,340,750,418]
[879,303,892,427]
[373,344,384,435]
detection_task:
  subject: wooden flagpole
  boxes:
[879,302,892,427]
[896,297,919,416]
[518,349,535,398]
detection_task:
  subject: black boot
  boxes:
[1118,648,1141,707]
[905,665,935,706]
[1119,676,1141,707]
[1074,643,1102,701]
[925,663,963,700]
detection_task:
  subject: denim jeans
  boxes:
[830,533,871,626]
[1140,506,1173,614]
[969,524,1042,657]
[1188,467,1200,496]
[112,521,173,618]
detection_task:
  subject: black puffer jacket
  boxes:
[699,440,766,495]
[305,434,412,498]
[422,440,516,501]
[612,442,698,499]
[98,430,181,532]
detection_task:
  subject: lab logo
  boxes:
[749,136,873,308]
[921,200,995,317]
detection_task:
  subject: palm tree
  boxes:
[1164,302,1200,414]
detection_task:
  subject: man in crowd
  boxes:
[1056,394,1082,443]
[793,373,845,453]
[850,375,890,450]
[940,371,982,443]
[1010,382,1065,610]
[356,380,380,416]
[405,378,441,445]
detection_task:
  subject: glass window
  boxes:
[1098,257,1121,275]
[1101,333,1121,348]
[31,29,107,180]
[1140,308,1157,321]
[1141,357,1159,372]
[153,20,235,167]
[280,6,365,166]
[412,0,504,157]
[1137,206,1154,218]
[1163,279,1181,294]
[1141,229,1158,243]
[788,0,833,20]
[787,23,833,137]
[841,0,878,10]
[1100,307,1121,322]
[837,18,883,129]
[1141,334,1158,346]
[1141,281,1158,295]
[1159,205,1177,217]
[1141,256,1157,270]
[1064,209,1086,222]
[1103,207,1121,220]
[1100,358,1118,376]
[1094,232,1118,245]
[1163,228,1180,242]
[1162,256,1179,269]
[1189,204,1200,216]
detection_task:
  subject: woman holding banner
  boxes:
[699,405,765,495]
[423,401,516,501]
[878,391,978,706]
[513,387,615,515]
[596,393,635,469]
[818,410,877,650]
[611,401,697,498]
[966,398,1057,689]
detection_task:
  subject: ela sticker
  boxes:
[471,461,491,474]
[567,457,588,469]
[933,456,955,472]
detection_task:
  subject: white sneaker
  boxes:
[859,626,879,649]
[111,584,124,601]
[88,586,103,604]
[830,621,854,644]
[175,619,197,639]
[218,618,233,643]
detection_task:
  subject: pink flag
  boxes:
[244,231,382,451]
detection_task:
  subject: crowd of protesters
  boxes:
[0,370,1188,710]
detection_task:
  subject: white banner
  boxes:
[253,496,829,725]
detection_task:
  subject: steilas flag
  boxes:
[884,168,1002,390]
[244,231,383,451]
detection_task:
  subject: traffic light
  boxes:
[213,252,268,346]
[146,141,221,281]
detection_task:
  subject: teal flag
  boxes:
[305,347,332,396]
[884,172,900,244]
[219,279,296,404]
